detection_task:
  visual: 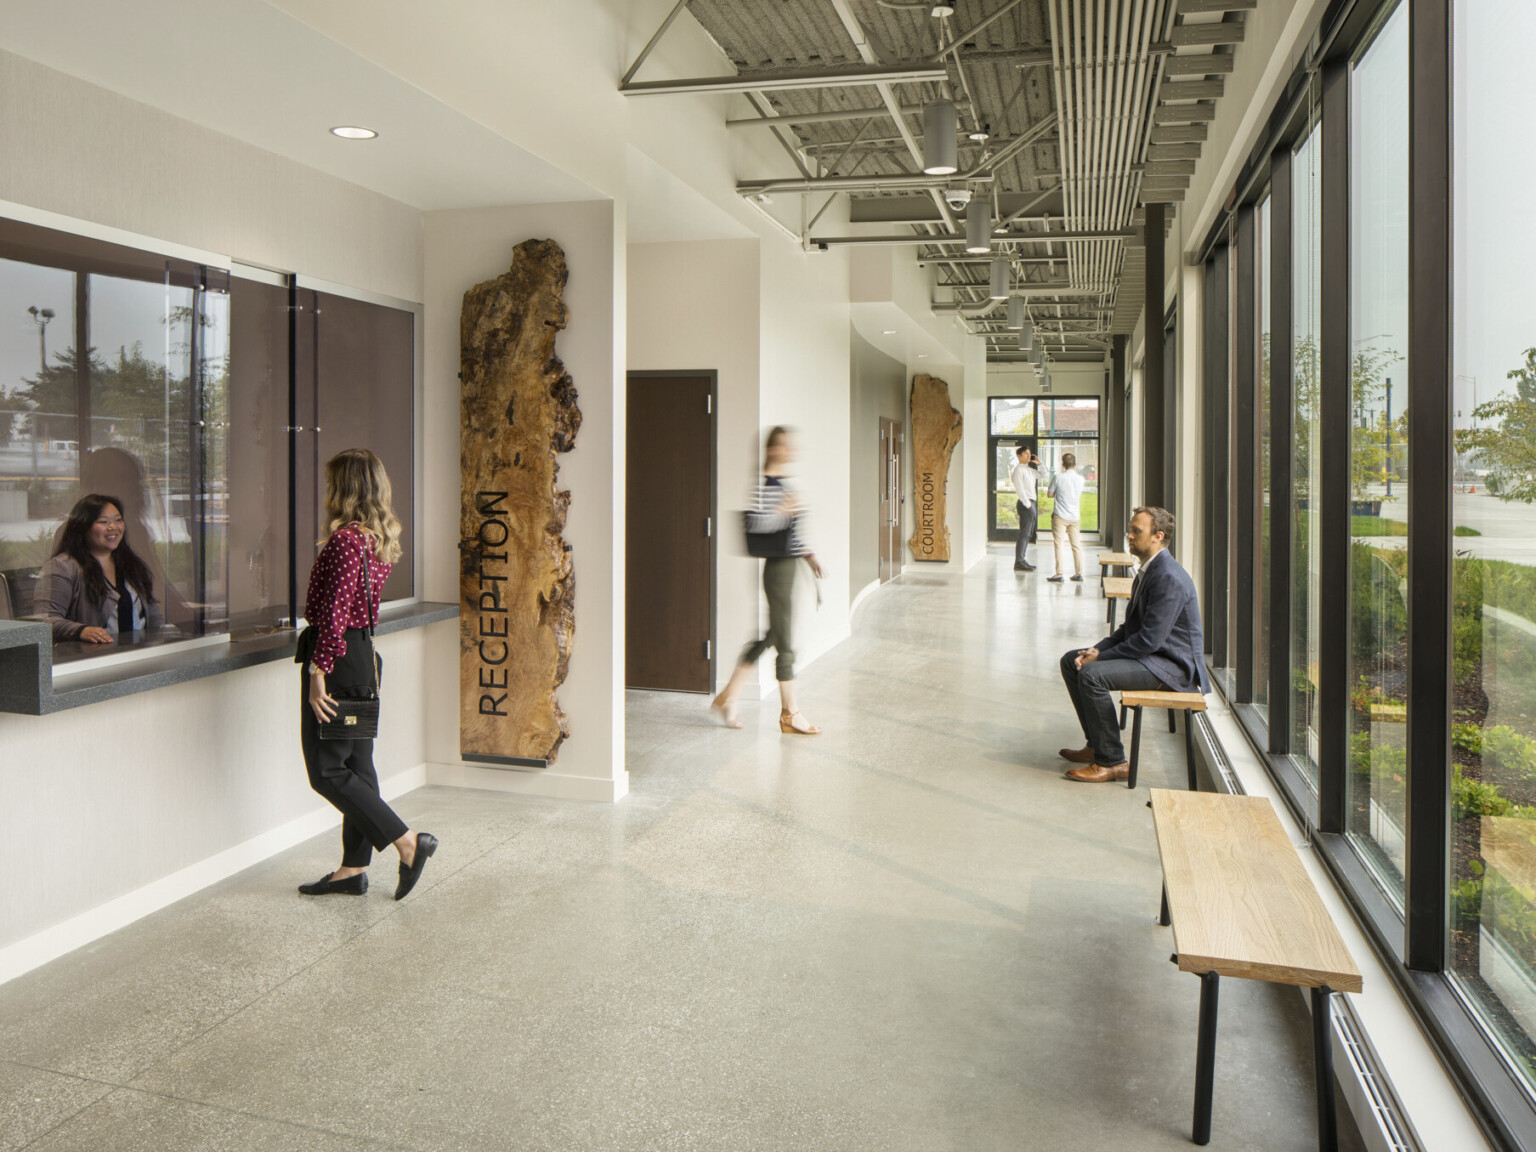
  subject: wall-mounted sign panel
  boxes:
[908,373,962,562]
[459,239,580,766]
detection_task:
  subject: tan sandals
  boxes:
[779,710,822,735]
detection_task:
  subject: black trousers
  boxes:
[299,629,407,867]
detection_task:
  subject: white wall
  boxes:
[422,202,626,802]
[626,239,763,693]
[759,240,854,671]
[0,49,422,302]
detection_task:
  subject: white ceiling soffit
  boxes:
[0,0,601,210]
[626,148,754,244]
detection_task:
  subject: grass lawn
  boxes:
[995,490,1100,533]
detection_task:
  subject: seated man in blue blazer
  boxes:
[1059,506,1208,782]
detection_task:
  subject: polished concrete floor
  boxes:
[0,548,1365,1151]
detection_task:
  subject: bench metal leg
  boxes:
[1107,598,1118,627]
[1312,986,1338,1152]
[1193,970,1221,1146]
[1168,708,1178,733]
[1127,706,1144,789]
[1159,883,1170,926]
[1119,703,1128,731]
[1185,709,1198,791]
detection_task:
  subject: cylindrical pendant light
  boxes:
[965,199,992,253]
[922,100,958,175]
[989,257,1009,300]
[1019,319,1034,350]
[1006,296,1025,330]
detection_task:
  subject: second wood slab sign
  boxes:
[459,239,581,766]
[908,373,962,562]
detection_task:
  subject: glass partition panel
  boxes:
[227,277,291,631]
[1346,3,1410,894]
[1037,439,1099,533]
[1450,0,1536,1088]
[1292,120,1323,785]
[0,257,77,617]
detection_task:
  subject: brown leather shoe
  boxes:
[1064,761,1130,783]
[1059,745,1096,763]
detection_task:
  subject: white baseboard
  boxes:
[427,762,629,803]
[850,579,881,619]
[0,764,427,988]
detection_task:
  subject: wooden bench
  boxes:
[1098,550,1135,581]
[1103,575,1133,626]
[1119,690,1207,790]
[1150,789,1362,1149]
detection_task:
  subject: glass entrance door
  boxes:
[989,435,1037,540]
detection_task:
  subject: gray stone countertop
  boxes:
[0,601,458,715]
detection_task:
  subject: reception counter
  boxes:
[0,602,458,714]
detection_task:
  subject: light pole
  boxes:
[25,306,53,474]
[1384,377,1393,498]
[26,305,54,373]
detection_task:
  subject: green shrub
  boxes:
[1483,725,1536,784]
[1454,763,1514,819]
[1453,722,1485,756]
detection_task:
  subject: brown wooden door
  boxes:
[626,374,714,692]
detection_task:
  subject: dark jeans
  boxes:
[1015,502,1036,565]
[1059,649,1166,764]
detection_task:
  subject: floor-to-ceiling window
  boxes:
[1450,0,1536,1090]
[1292,120,1323,783]
[1347,2,1411,892]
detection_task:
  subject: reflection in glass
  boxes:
[0,257,77,617]
[1449,0,1536,1088]
[1292,121,1323,783]
[990,397,1035,435]
[1256,196,1272,717]
[1347,4,1409,892]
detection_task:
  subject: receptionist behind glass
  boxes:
[34,493,164,644]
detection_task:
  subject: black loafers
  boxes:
[395,832,438,901]
[298,871,368,896]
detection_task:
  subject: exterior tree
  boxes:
[1455,347,1536,502]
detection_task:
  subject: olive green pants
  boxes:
[740,557,798,682]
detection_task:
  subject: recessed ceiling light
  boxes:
[917,353,929,358]
[882,329,897,335]
[330,125,378,140]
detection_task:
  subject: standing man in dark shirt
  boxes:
[1057,507,1207,782]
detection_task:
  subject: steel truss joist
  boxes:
[622,62,947,96]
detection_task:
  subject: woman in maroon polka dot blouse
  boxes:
[294,449,437,900]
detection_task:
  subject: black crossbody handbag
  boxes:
[316,547,381,741]
[741,510,796,559]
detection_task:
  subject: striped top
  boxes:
[745,475,810,556]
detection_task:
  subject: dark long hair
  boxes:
[55,494,156,607]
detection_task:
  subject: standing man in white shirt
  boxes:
[1046,453,1087,583]
[1008,445,1040,572]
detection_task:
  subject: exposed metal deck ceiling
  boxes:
[624,0,1253,364]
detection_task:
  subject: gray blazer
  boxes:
[33,553,164,642]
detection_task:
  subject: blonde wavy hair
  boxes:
[323,448,404,564]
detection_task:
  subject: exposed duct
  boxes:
[1045,0,1175,298]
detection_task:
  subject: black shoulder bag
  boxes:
[317,546,381,741]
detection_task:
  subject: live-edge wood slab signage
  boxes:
[908,373,961,562]
[459,239,581,766]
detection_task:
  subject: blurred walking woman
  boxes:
[295,449,436,900]
[712,426,824,734]
[35,493,163,643]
